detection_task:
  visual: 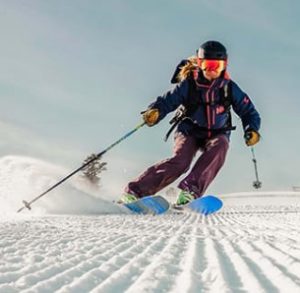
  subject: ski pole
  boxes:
[251,146,262,189]
[17,121,146,213]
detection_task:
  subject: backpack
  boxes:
[164,73,236,141]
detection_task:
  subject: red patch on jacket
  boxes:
[216,105,225,114]
[243,96,250,104]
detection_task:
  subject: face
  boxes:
[198,59,226,81]
[203,70,222,80]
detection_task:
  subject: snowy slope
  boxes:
[0,156,125,215]
[0,156,300,292]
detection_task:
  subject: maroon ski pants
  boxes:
[125,133,229,198]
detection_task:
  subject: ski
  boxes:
[123,195,170,215]
[173,195,223,215]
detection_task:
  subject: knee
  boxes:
[168,156,191,174]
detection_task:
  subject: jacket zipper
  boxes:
[205,80,216,138]
[205,90,212,138]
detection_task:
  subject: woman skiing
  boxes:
[120,40,261,205]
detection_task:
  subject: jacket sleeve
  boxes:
[231,81,261,132]
[147,79,190,122]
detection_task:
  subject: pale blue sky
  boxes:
[1,0,300,196]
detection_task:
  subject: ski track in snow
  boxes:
[1,207,300,293]
[1,156,300,292]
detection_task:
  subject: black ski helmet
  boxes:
[197,40,227,60]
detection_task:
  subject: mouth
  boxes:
[204,70,218,74]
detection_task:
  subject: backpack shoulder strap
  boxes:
[219,80,234,128]
[184,75,202,116]
[219,80,233,110]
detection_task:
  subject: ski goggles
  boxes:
[197,58,227,72]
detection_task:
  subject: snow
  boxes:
[1,155,300,292]
[0,156,126,216]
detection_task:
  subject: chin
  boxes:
[204,72,220,80]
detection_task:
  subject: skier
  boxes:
[120,40,261,205]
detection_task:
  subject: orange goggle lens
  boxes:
[198,59,226,72]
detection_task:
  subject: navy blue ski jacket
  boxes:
[148,70,261,140]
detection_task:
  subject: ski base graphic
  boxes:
[124,195,170,215]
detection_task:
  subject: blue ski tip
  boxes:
[124,195,169,215]
[188,195,223,215]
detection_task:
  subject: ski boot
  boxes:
[117,193,138,204]
[175,190,195,207]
